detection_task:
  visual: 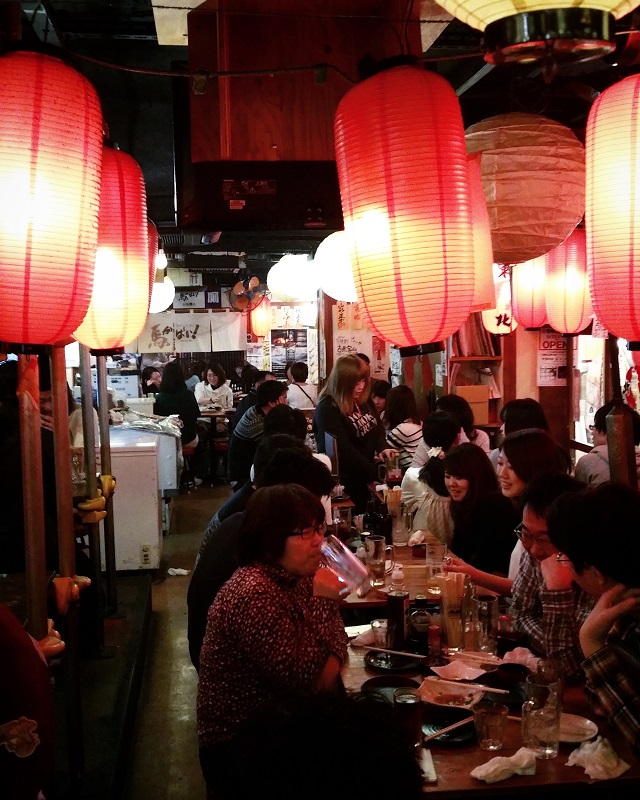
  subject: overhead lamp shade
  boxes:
[482,264,518,334]
[74,146,149,350]
[466,113,585,265]
[511,257,548,328]
[0,51,102,345]
[267,254,319,302]
[334,65,474,347]
[149,277,175,314]
[545,227,592,334]
[315,230,358,302]
[251,296,272,338]
[468,154,495,312]
[586,74,640,340]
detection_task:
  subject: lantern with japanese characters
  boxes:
[0,51,102,345]
[74,146,149,351]
[545,227,592,334]
[334,65,475,347]
[482,264,518,335]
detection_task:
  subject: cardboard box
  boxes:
[453,385,490,426]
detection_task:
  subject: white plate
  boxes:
[419,677,484,709]
[431,661,488,681]
[559,713,598,743]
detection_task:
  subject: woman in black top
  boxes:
[443,443,517,576]
[154,359,200,448]
[313,354,395,512]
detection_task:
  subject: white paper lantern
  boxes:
[267,254,320,302]
[149,277,175,313]
[315,231,358,302]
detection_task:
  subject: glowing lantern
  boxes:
[434,1,628,64]
[315,230,357,302]
[267,254,319,302]
[75,146,149,351]
[0,51,102,345]
[482,264,518,334]
[334,65,474,347]
[148,219,174,313]
[251,296,272,338]
[149,277,175,314]
[466,113,585,265]
[545,227,592,334]
[586,74,640,340]
[511,257,548,328]
[468,154,495,312]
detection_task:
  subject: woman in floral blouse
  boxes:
[197,484,348,797]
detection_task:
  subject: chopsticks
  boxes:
[425,677,510,695]
[422,714,522,744]
[360,645,425,659]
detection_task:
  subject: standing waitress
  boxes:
[313,354,396,512]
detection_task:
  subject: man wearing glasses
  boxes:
[511,473,594,678]
[547,482,640,755]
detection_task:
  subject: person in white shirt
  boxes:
[384,385,423,472]
[194,362,234,409]
[286,362,317,410]
[575,400,640,485]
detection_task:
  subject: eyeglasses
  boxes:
[289,522,327,540]
[556,553,572,564]
[514,523,551,546]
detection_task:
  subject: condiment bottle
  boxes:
[427,623,442,664]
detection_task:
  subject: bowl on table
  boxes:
[418,676,484,709]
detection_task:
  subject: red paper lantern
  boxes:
[74,146,149,351]
[251,296,272,338]
[545,227,592,334]
[334,65,474,347]
[468,154,495,312]
[0,51,102,345]
[511,257,547,328]
[586,74,640,340]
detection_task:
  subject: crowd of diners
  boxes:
[147,351,640,798]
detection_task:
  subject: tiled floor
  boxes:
[123,482,231,800]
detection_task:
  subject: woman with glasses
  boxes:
[442,443,517,576]
[197,484,348,798]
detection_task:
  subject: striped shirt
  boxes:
[387,421,423,471]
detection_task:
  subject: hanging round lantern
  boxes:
[147,219,173,313]
[482,264,518,335]
[334,65,474,347]
[251,296,272,338]
[314,230,358,302]
[147,220,161,309]
[149,277,175,314]
[545,227,592,334]
[511,257,548,328]
[74,146,149,351]
[434,1,624,64]
[468,154,495,312]
[267,254,319,302]
[466,112,585,265]
[586,74,640,341]
[0,51,103,345]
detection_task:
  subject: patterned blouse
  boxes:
[197,561,348,747]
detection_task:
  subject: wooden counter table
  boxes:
[341,645,640,796]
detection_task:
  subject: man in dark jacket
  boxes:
[228,370,275,432]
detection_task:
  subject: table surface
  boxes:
[340,645,640,796]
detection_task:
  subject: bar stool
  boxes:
[210,438,229,482]
[181,444,198,492]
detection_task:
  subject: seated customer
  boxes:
[227,379,288,489]
[197,485,348,796]
[187,447,335,671]
[548,482,640,755]
[286,361,317,410]
[228,370,275,432]
[575,401,640,485]
[512,473,593,678]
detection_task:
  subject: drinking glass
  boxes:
[320,534,371,594]
[364,536,394,587]
[473,701,508,751]
[371,618,396,667]
[393,687,423,749]
[521,670,562,759]
[472,594,499,654]
[425,542,448,595]
[332,506,353,541]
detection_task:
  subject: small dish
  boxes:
[419,677,484,708]
[361,675,420,704]
[364,650,423,673]
[431,661,487,681]
[559,713,598,743]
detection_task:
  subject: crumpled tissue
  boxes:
[351,627,375,647]
[470,747,537,784]
[408,530,426,546]
[566,736,630,780]
[167,567,190,576]
[502,647,541,671]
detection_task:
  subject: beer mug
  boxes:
[320,534,372,594]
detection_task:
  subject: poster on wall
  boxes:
[246,341,270,371]
[537,328,575,386]
[270,329,308,378]
[331,307,390,380]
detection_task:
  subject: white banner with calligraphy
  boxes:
[210,311,247,351]
[174,312,211,352]
[137,313,175,353]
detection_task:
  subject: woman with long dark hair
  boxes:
[385,385,422,472]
